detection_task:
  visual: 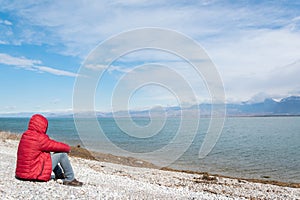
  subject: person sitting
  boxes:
[15,114,83,186]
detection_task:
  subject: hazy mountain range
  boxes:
[226,96,300,116]
[1,96,300,118]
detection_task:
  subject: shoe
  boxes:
[63,179,83,187]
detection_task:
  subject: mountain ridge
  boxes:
[1,96,300,118]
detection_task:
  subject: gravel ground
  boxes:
[0,138,299,200]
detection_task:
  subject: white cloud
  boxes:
[206,27,300,101]
[0,40,8,44]
[0,1,247,56]
[0,53,41,67]
[1,1,300,103]
[107,63,208,110]
[36,66,77,77]
[1,1,296,56]
[85,63,134,74]
[85,64,107,71]
[0,53,77,77]
[0,19,12,25]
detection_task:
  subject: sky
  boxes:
[0,0,300,114]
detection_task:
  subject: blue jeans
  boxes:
[51,153,74,181]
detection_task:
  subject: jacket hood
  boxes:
[28,114,48,134]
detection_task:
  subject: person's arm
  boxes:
[39,134,71,153]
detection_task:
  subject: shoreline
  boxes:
[0,131,299,199]
[70,145,300,189]
[1,131,299,189]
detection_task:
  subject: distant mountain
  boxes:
[94,95,300,117]
[123,96,300,117]
[1,96,300,118]
[226,96,300,116]
[277,96,300,114]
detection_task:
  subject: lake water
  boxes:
[0,116,299,183]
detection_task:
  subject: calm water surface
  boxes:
[0,116,299,183]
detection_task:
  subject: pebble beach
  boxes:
[0,132,299,200]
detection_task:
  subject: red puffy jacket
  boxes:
[15,114,70,181]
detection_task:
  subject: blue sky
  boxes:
[0,0,300,113]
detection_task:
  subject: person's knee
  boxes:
[60,152,68,158]
[54,152,68,160]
